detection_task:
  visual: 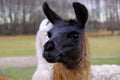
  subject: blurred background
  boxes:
[0,0,120,80]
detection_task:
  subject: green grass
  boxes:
[88,36,120,65]
[88,36,120,56]
[0,36,36,57]
[0,67,36,80]
[92,57,120,65]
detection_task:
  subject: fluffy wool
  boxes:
[32,19,120,80]
[32,19,53,80]
[91,65,120,80]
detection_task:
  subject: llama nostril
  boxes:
[44,41,55,51]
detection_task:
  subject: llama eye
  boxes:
[67,31,79,40]
[47,32,52,38]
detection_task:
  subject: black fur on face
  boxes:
[42,2,88,69]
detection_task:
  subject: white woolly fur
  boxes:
[91,65,120,80]
[32,19,53,80]
[32,19,120,80]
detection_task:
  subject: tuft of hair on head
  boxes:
[39,18,53,32]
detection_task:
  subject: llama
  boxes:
[32,2,120,80]
[33,2,90,80]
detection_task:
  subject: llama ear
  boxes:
[43,2,63,24]
[73,2,88,28]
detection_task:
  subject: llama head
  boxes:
[42,2,88,69]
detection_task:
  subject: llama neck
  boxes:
[53,54,90,80]
[53,35,90,80]
[53,60,90,80]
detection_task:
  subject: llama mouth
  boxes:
[45,56,60,63]
[43,54,60,63]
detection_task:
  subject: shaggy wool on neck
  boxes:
[53,34,90,80]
